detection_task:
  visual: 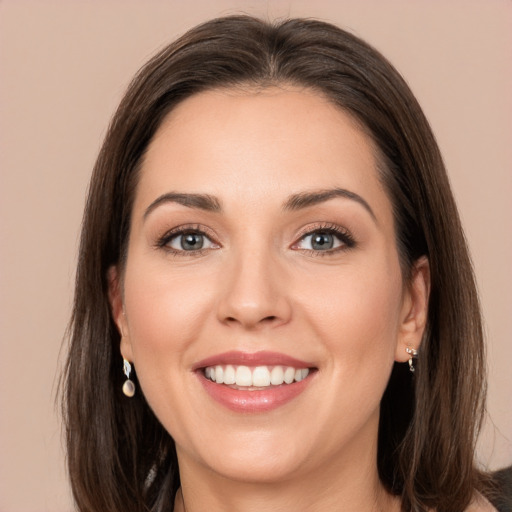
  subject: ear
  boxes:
[395,256,430,362]
[107,266,134,361]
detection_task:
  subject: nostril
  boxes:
[224,314,278,326]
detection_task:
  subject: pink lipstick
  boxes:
[194,351,316,413]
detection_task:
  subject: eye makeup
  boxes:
[291,222,356,256]
[154,223,220,257]
[152,219,357,260]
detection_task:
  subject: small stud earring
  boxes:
[405,347,418,373]
[122,358,136,397]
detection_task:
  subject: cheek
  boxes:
[121,261,217,436]
[122,258,214,369]
[308,272,402,435]
[300,261,403,378]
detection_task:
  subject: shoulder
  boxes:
[463,493,498,512]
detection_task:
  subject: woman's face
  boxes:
[110,87,428,484]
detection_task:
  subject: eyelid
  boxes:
[154,222,355,255]
[291,222,356,252]
[155,224,221,252]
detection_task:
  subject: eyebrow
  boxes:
[144,192,221,220]
[283,188,376,221]
[143,187,376,222]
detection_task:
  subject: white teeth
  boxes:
[252,366,271,387]
[295,368,310,381]
[235,366,253,386]
[204,364,311,387]
[270,366,284,385]
[223,365,236,385]
[283,366,295,384]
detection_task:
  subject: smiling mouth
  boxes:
[203,364,311,389]
[195,351,317,412]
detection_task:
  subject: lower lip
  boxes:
[198,372,313,413]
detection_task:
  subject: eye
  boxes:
[169,232,207,251]
[293,226,355,253]
[157,227,219,254]
[298,231,343,251]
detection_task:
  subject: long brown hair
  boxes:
[63,15,489,512]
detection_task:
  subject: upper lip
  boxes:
[193,350,315,370]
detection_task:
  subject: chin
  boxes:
[175,423,316,484]
[204,448,307,484]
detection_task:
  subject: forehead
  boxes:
[136,87,390,217]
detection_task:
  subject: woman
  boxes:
[63,15,498,511]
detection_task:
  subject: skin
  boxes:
[109,87,431,512]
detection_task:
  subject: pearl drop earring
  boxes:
[122,358,136,397]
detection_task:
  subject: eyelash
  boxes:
[155,224,219,257]
[155,222,356,257]
[293,222,356,256]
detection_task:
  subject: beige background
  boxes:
[0,0,511,510]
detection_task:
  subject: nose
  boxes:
[216,246,292,330]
